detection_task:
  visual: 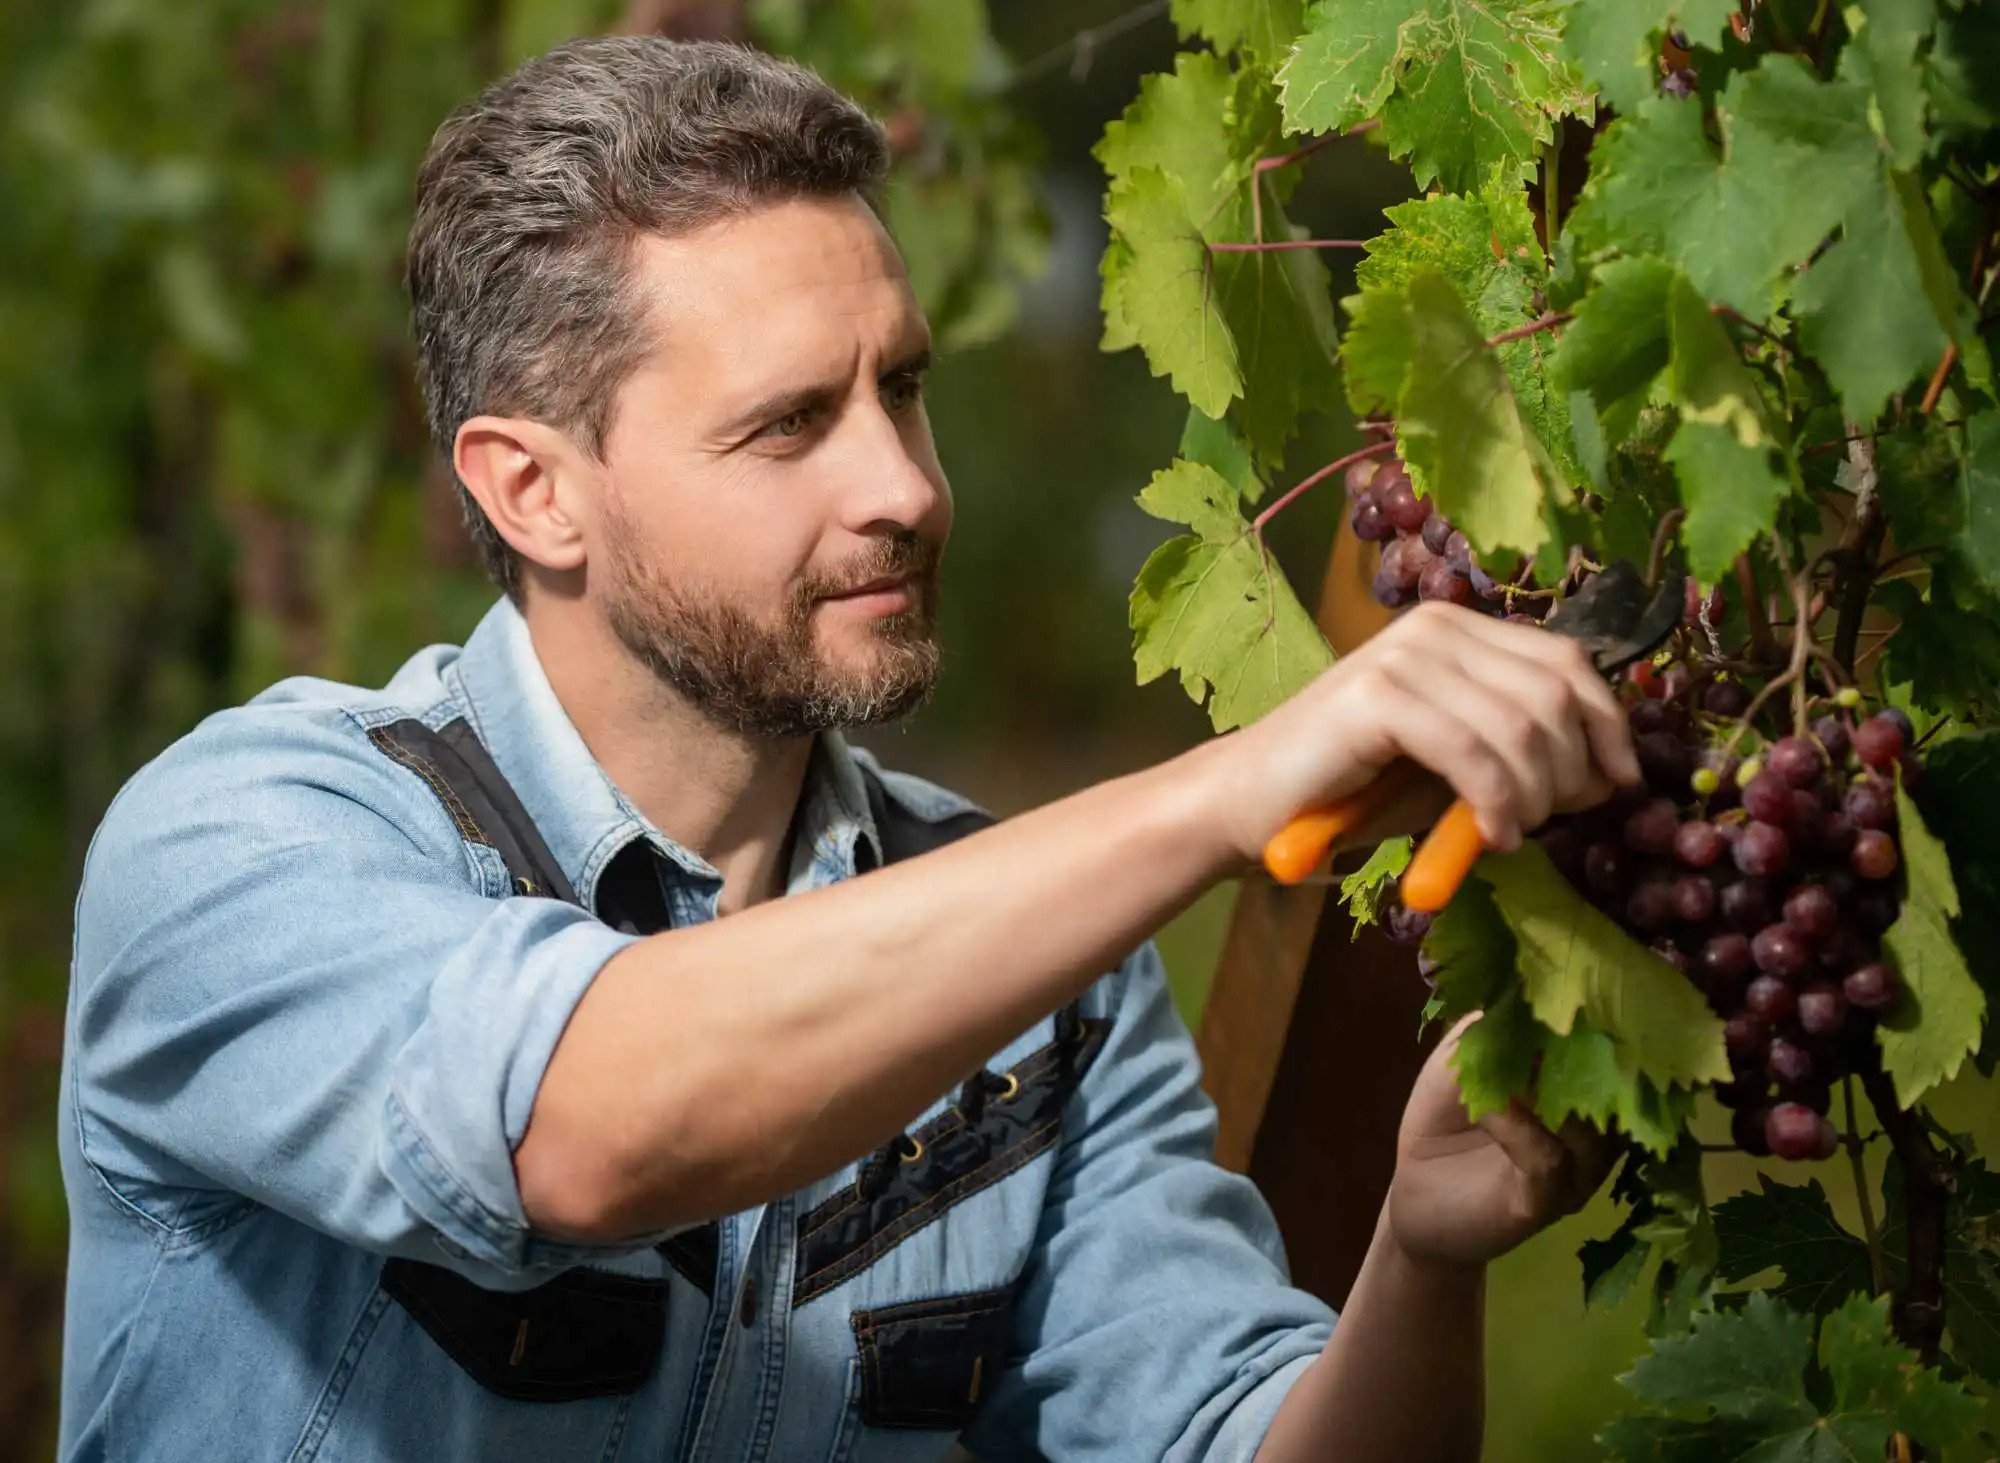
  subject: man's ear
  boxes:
[453,416,591,576]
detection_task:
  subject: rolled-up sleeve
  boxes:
[68,705,646,1286]
[961,943,1337,1463]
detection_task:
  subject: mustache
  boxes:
[802,534,939,600]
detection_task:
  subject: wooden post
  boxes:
[1195,507,1436,1306]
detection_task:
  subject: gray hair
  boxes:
[406,37,891,599]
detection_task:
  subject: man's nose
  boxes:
[837,409,945,535]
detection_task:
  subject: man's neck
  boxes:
[526,602,815,914]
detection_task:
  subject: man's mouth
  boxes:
[820,571,919,614]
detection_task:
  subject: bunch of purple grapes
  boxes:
[1542,685,1920,1161]
[1347,453,1512,613]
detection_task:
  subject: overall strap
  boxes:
[366,717,578,905]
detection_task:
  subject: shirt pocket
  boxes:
[851,1286,1015,1431]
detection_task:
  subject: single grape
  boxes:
[1741,772,1793,824]
[1629,699,1674,735]
[1766,1103,1831,1162]
[1417,558,1474,605]
[1345,457,1384,500]
[1797,983,1848,1038]
[1811,716,1851,766]
[1624,799,1681,857]
[1584,841,1630,899]
[1843,962,1899,1011]
[1723,1011,1767,1062]
[1369,459,1411,497]
[1767,1037,1814,1089]
[1851,829,1900,880]
[1783,885,1839,940]
[1379,534,1434,589]
[1672,875,1717,923]
[1467,562,1501,601]
[1674,819,1724,868]
[1637,732,1694,794]
[1626,878,1677,932]
[1789,789,1823,840]
[1704,933,1756,985]
[1720,877,1773,931]
[1769,737,1824,788]
[1745,974,1797,1024]
[1817,812,1858,859]
[1383,902,1435,946]
[1835,687,1864,709]
[1843,779,1894,831]
[1879,707,1916,742]
[1382,479,1431,534]
[1733,820,1791,877]
[1735,756,1764,788]
[1703,680,1753,717]
[1661,664,1695,702]
[1443,529,1471,575]
[1733,1104,1774,1157]
[1626,662,1664,699]
[1813,1117,1842,1161]
[1420,514,1455,555]
[1352,501,1394,543]
[1701,751,1742,810]
[1854,715,1905,770]
[1752,923,1811,979]
[1371,570,1416,609]
[1690,767,1721,799]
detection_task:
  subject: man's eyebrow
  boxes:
[711,346,934,441]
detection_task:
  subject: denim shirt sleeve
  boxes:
[68,704,649,1287]
[961,942,1337,1463]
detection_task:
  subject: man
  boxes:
[59,37,1639,1463]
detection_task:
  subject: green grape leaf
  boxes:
[1395,270,1566,559]
[1339,836,1414,933]
[1534,1020,1699,1156]
[1105,171,1242,417]
[1340,285,1418,416]
[1602,1293,1981,1460]
[1877,776,1988,1103]
[1100,233,1140,352]
[1178,408,1263,505]
[1712,1176,1873,1320]
[1629,1140,1718,1334]
[1130,460,1333,730]
[1794,169,1959,426]
[1918,733,2000,1075]
[1663,274,1795,582]
[1170,0,1308,65]
[1424,874,1517,1022]
[1558,0,1737,117]
[1838,0,1936,169]
[1555,255,1677,412]
[1449,984,1543,1121]
[1568,58,1879,319]
[1278,0,1587,192]
[1582,1219,1651,1310]
[1954,410,2000,603]
[1213,212,1343,472]
[1477,841,1731,1090]
[1096,51,1268,226]
[1878,576,2000,722]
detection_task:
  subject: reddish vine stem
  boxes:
[1486,311,1571,348]
[1250,441,1393,535]
[1209,239,1370,253]
[1645,509,1686,588]
[1735,555,1780,665]
[1250,126,1374,242]
[1831,433,1885,671]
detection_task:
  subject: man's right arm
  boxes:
[516,605,1642,1241]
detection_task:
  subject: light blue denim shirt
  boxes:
[59,596,1335,1463]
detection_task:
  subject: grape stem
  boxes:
[1250,128,1371,244]
[1861,1064,1954,1365]
[1485,311,1571,348]
[1734,555,1780,666]
[1645,508,1686,588]
[1831,431,1884,672]
[1009,0,1170,87]
[1250,441,1394,536]
[1844,1074,1890,1296]
[1209,239,1370,253]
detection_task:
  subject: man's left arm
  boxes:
[960,950,1605,1463]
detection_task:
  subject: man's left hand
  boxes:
[1385,1013,1617,1269]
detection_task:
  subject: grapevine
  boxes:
[1105,0,2000,1450]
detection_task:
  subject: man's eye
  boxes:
[766,411,812,439]
[883,375,925,410]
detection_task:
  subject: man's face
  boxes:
[589,194,950,737]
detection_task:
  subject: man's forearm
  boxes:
[1255,1206,1486,1462]
[518,737,1244,1238]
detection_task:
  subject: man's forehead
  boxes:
[625,197,925,387]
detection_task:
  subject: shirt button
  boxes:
[738,1273,759,1329]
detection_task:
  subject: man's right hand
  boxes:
[1200,603,1644,870]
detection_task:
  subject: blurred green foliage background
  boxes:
[17,2,1991,1459]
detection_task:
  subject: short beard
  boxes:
[600,515,942,739]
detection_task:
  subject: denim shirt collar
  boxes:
[448,596,882,909]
